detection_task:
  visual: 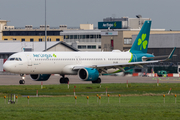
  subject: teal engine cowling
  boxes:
[30,74,51,81]
[78,68,99,81]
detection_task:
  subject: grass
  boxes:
[0,96,180,120]
[0,83,180,96]
[1,83,180,119]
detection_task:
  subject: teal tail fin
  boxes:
[130,20,151,54]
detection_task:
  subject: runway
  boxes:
[1,74,180,85]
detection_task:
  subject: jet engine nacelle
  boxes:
[78,68,99,81]
[30,74,51,81]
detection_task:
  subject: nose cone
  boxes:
[3,62,11,72]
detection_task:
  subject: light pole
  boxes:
[45,0,47,51]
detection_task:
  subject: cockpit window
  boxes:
[9,58,15,61]
[8,57,22,61]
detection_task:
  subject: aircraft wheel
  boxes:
[92,78,101,84]
[96,78,101,83]
[19,80,25,84]
[60,78,69,84]
[60,78,64,83]
[64,77,69,84]
[22,80,25,84]
[92,81,96,83]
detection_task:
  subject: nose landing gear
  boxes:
[19,74,25,84]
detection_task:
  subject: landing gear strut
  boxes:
[59,75,69,84]
[92,78,101,83]
[19,74,25,84]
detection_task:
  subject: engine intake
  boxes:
[30,74,51,81]
[78,68,99,81]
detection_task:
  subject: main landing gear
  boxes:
[92,78,101,83]
[59,75,69,84]
[19,74,25,84]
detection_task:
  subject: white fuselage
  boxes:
[3,51,132,75]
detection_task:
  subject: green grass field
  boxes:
[1,83,180,120]
[1,83,180,96]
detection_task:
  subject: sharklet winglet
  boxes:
[168,47,176,60]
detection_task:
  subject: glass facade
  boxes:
[78,45,86,49]
[21,38,25,42]
[64,35,101,39]
[87,45,96,49]
[30,38,34,42]
[3,31,60,36]
[124,38,132,45]
[39,38,42,42]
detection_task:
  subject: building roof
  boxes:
[45,41,79,51]
[0,41,78,53]
[0,20,8,22]
[60,30,101,35]
[3,28,63,32]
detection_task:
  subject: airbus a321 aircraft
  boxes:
[3,21,175,84]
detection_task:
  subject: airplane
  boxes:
[3,20,175,84]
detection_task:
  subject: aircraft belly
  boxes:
[28,61,77,74]
[62,65,77,75]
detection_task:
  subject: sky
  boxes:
[0,0,180,30]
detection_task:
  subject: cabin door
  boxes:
[26,54,32,66]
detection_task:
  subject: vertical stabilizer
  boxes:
[130,20,151,53]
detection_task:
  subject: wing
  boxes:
[72,60,160,71]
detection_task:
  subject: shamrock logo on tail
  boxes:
[114,22,117,27]
[138,34,148,50]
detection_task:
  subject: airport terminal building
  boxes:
[0,20,101,51]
